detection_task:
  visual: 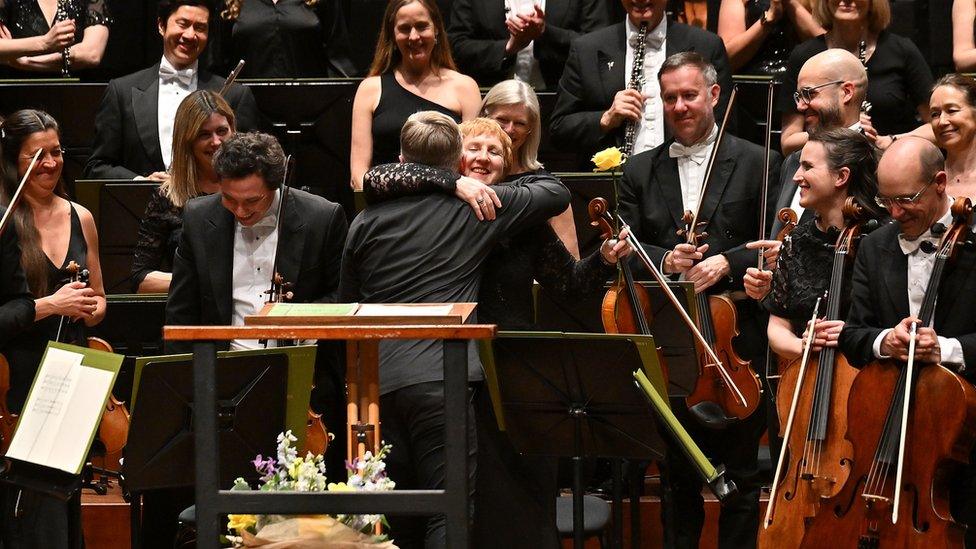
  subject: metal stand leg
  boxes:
[612,460,623,549]
[443,340,469,548]
[192,341,219,549]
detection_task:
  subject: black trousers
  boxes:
[381,381,477,549]
[1,486,83,549]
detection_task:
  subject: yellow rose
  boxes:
[227,514,257,532]
[327,482,352,492]
[591,147,624,171]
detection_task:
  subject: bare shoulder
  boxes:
[355,75,382,99]
[447,70,480,93]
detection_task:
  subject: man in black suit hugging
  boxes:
[85,0,258,180]
[618,52,779,548]
[549,0,731,169]
[165,132,347,473]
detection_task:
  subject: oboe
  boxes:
[55,0,70,78]
[621,22,648,157]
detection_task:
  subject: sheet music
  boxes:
[6,347,114,473]
[356,304,454,317]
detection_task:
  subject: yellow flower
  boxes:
[227,514,256,532]
[288,457,303,480]
[327,482,352,492]
[592,147,625,171]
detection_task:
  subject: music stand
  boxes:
[482,332,670,549]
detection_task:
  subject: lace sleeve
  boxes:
[130,188,176,292]
[83,0,113,27]
[363,163,459,205]
[764,234,796,320]
[531,223,616,299]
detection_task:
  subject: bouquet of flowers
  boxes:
[225,431,397,548]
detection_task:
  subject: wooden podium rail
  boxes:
[163,323,495,549]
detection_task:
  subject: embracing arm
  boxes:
[350,77,380,191]
[11,24,107,71]
[954,0,976,70]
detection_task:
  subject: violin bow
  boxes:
[764,292,825,528]
[0,149,42,239]
[615,212,747,407]
[219,59,246,96]
[686,85,738,241]
[758,81,775,268]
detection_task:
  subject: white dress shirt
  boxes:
[157,56,199,169]
[670,124,718,215]
[505,0,547,89]
[230,190,280,350]
[871,199,965,366]
[624,16,667,155]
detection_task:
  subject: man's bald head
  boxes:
[877,137,948,238]
[796,49,868,129]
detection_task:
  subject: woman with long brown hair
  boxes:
[349,0,481,190]
[130,90,236,293]
[0,108,105,548]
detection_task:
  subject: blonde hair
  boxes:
[221,0,318,20]
[400,111,463,170]
[368,0,456,77]
[814,0,890,34]
[163,90,236,208]
[480,80,542,172]
[459,118,513,170]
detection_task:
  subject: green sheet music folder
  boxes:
[5,341,124,476]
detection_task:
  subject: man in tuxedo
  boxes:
[84,0,258,180]
[447,0,609,90]
[618,52,779,549]
[165,131,347,469]
[839,136,976,547]
[549,0,731,168]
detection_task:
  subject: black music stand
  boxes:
[121,353,289,548]
[482,332,670,549]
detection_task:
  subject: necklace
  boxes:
[858,39,867,66]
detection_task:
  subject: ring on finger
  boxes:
[476,197,485,204]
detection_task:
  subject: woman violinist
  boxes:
[0,109,106,547]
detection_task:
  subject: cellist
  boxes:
[617,51,781,548]
[838,136,976,546]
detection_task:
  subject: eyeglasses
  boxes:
[20,147,64,162]
[874,177,935,209]
[793,80,844,105]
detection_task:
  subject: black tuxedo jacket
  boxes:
[0,217,35,349]
[164,188,347,354]
[84,63,260,179]
[447,0,609,89]
[839,220,976,377]
[618,134,781,291]
[549,20,732,166]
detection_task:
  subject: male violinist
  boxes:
[164,132,347,543]
[839,136,976,546]
[85,0,258,180]
[617,51,780,548]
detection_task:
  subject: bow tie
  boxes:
[668,141,710,163]
[628,29,664,51]
[898,234,938,255]
[243,214,278,232]
[159,64,195,87]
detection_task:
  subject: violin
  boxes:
[760,199,869,548]
[801,197,976,548]
[589,197,738,502]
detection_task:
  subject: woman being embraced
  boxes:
[744,128,886,359]
[349,0,481,190]
[130,90,235,293]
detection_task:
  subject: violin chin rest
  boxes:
[688,401,735,430]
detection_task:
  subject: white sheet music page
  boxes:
[6,346,114,473]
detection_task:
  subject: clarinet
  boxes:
[55,0,70,78]
[621,22,648,157]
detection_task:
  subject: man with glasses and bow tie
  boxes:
[549,0,731,170]
[839,136,976,548]
[85,0,258,181]
[617,51,779,549]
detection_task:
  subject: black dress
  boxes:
[777,31,933,136]
[130,186,187,293]
[210,0,354,78]
[1,204,88,549]
[740,0,797,75]
[363,163,616,548]
[370,73,463,168]
[763,218,841,334]
[0,0,112,77]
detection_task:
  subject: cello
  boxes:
[589,198,738,502]
[759,199,872,548]
[801,197,976,548]
[677,86,763,427]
